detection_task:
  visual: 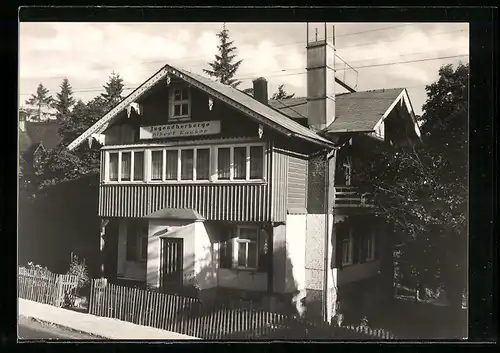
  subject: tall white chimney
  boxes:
[306,23,336,131]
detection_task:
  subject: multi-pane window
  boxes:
[105,143,265,183]
[109,151,144,182]
[236,226,259,269]
[216,145,264,181]
[170,87,190,121]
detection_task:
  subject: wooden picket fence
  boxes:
[89,279,397,340]
[18,267,79,307]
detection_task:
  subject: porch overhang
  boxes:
[143,207,205,221]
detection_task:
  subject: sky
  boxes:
[19,22,469,115]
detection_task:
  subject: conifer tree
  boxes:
[204,23,243,88]
[25,83,55,121]
[271,84,295,100]
[101,71,124,105]
[54,78,75,121]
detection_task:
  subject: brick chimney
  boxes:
[306,24,336,131]
[253,77,268,105]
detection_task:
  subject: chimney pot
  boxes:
[253,77,268,105]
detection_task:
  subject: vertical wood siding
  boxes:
[270,147,288,222]
[99,183,271,222]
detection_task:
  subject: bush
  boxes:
[67,253,90,294]
[22,262,53,278]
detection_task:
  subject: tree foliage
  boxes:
[101,71,125,105]
[204,23,243,88]
[25,83,56,121]
[54,78,75,121]
[27,72,125,192]
[271,84,295,100]
[353,62,468,307]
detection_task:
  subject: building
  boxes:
[67,24,421,322]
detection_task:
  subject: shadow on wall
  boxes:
[18,175,101,277]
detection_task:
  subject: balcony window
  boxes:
[196,148,210,180]
[216,145,265,181]
[134,151,144,181]
[165,150,178,180]
[151,150,163,181]
[104,143,266,183]
[109,153,118,181]
[217,148,231,180]
[250,146,264,179]
[121,152,131,181]
[233,147,247,180]
[181,149,194,180]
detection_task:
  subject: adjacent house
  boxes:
[67,24,421,322]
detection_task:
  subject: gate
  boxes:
[160,237,184,292]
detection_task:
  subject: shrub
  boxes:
[67,253,90,293]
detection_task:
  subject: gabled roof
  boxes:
[25,120,61,150]
[67,64,334,151]
[269,88,407,133]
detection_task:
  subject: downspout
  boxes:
[323,147,339,322]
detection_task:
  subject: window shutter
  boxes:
[219,224,233,269]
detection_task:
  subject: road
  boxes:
[18,316,100,340]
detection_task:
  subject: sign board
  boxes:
[139,120,221,140]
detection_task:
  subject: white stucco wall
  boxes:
[194,222,217,290]
[117,220,146,281]
[284,215,307,293]
[147,220,196,288]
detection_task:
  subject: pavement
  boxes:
[18,316,100,340]
[18,298,199,340]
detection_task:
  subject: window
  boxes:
[181,149,194,180]
[233,147,247,180]
[134,151,145,181]
[126,221,148,262]
[196,148,210,180]
[250,146,264,179]
[216,145,265,181]
[151,150,163,181]
[109,153,118,181]
[121,152,131,181]
[236,226,259,269]
[166,150,178,180]
[170,87,190,121]
[341,235,353,266]
[217,148,231,180]
[105,143,265,183]
[360,232,376,262]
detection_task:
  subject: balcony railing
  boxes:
[333,186,373,208]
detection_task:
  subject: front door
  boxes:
[160,237,184,292]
